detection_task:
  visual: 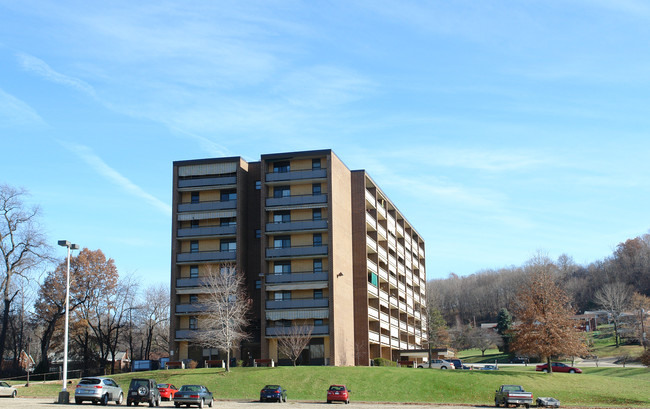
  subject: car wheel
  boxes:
[209,398,213,408]
[199,398,204,409]
[345,400,349,404]
[260,398,264,403]
[441,366,447,369]
[524,404,530,408]
[543,368,549,373]
[126,401,132,406]
[569,369,576,373]
[327,400,331,404]
[174,404,180,408]
[494,398,499,407]
[157,396,161,407]
[116,393,124,405]
[76,399,83,405]
[11,390,17,398]
[102,394,109,406]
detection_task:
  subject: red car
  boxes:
[157,384,178,400]
[327,385,351,404]
[536,362,582,373]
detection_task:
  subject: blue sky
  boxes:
[2,1,650,286]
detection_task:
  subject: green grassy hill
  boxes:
[12,365,650,407]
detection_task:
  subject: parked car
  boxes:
[173,385,213,408]
[127,378,161,406]
[510,356,530,364]
[536,362,582,373]
[418,359,456,369]
[326,385,351,404]
[0,381,17,398]
[449,359,472,370]
[260,385,287,402]
[74,376,123,405]
[495,384,533,408]
[158,384,178,401]
[481,364,499,370]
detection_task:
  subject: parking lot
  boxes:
[3,398,478,409]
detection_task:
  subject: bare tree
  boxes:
[470,327,503,356]
[0,184,51,367]
[193,264,250,372]
[277,324,313,366]
[140,284,170,360]
[595,282,631,347]
[630,292,649,350]
[511,254,587,373]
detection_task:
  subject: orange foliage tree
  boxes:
[511,255,587,373]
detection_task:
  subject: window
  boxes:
[313,233,322,247]
[313,259,323,273]
[274,291,291,301]
[220,239,236,251]
[273,186,290,198]
[255,280,261,289]
[312,158,321,170]
[190,241,199,253]
[314,319,323,326]
[191,191,200,204]
[220,218,236,226]
[255,229,261,238]
[255,180,261,190]
[368,272,378,287]
[190,219,199,229]
[273,211,290,223]
[275,320,291,327]
[274,261,291,275]
[189,316,198,330]
[189,295,198,304]
[190,265,199,278]
[314,289,323,299]
[312,183,321,195]
[220,190,237,201]
[274,236,291,248]
[312,208,321,221]
[273,161,290,173]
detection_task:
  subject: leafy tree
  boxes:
[496,308,513,353]
[511,255,587,373]
[640,349,650,367]
[427,306,450,348]
[0,185,51,366]
[193,264,250,372]
[595,282,631,347]
[277,324,313,366]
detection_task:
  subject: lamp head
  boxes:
[58,240,70,247]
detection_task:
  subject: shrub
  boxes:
[640,350,650,367]
[188,360,198,369]
[373,357,397,367]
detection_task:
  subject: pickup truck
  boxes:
[495,385,533,408]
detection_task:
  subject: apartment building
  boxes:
[170,150,427,366]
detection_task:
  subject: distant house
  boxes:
[480,323,497,330]
[1,350,35,372]
[107,351,131,372]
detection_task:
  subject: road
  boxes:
[2,398,478,409]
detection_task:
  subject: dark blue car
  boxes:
[260,385,287,403]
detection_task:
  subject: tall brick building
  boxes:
[170,149,427,366]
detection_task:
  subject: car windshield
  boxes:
[329,386,344,391]
[157,384,169,388]
[180,385,201,392]
[263,385,280,390]
[504,386,522,392]
[79,378,101,385]
[131,380,149,388]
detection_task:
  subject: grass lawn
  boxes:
[10,365,650,407]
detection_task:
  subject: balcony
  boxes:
[380,334,390,345]
[175,303,208,314]
[265,324,329,337]
[367,284,379,297]
[265,193,328,208]
[176,277,205,288]
[365,211,376,229]
[177,225,236,238]
[176,250,236,263]
[265,244,328,259]
[178,200,237,213]
[368,306,379,320]
[377,225,387,240]
[265,272,328,284]
[175,329,198,340]
[369,330,380,343]
[178,176,236,189]
[266,219,327,233]
[265,298,329,310]
[265,168,327,183]
[367,259,378,274]
[365,190,376,207]
[366,236,377,253]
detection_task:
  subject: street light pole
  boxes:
[57,240,79,404]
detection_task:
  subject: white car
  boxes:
[0,381,17,398]
[418,359,456,369]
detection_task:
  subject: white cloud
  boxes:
[61,142,172,216]
[17,53,96,97]
[0,88,45,128]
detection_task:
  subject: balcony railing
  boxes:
[265,168,327,183]
[265,298,329,310]
[265,324,329,337]
[265,244,328,259]
[265,193,328,208]
[265,219,327,233]
[176,250,236,263]
[265,271,328,284]
[177,225,236,238]
[178,176,236,188]
[178,200,237,213]
[176,277,206,287]
[175,329,199,340]
[175,303,208,314]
